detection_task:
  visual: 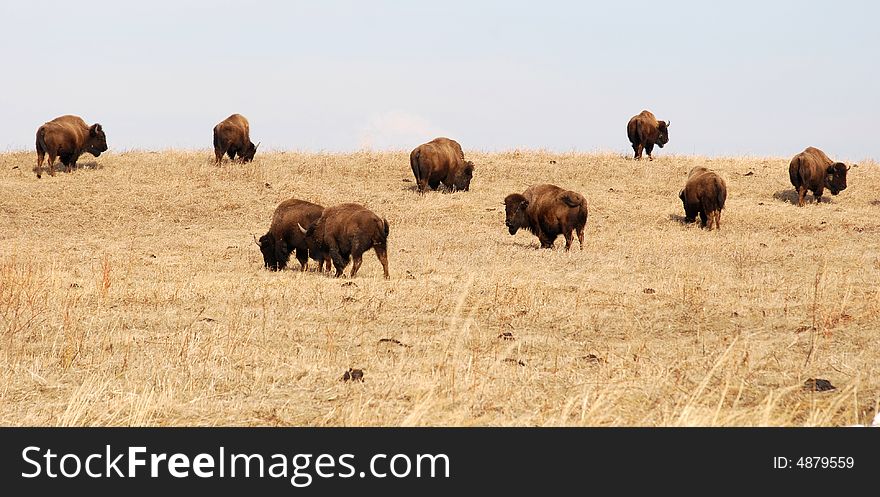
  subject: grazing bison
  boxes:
[410,137,475,192]
[213,114,259,165]
[34,115,108,178]
[679,166,727,230]
[627,110,669,160]
[257,198,330,272]
[298,203,390,279]
[789,147,850,207]
[504,184,588,250]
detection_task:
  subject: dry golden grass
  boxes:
[1,149,878,426]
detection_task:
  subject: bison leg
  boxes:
[633,143,643,160]
[645,143,655,160]
[797,186,808,207]
[428,180,441,190]
[214,147,225,165]
[35,150,45,179]
[47,153,57,177]
[329,248,348,278]
[227,149,237,161]
[296,248,309,271]
[813,187,824,204]
[324,257,332,273]
[350,254,363,278]
[538,233,556,249]
[416,179,429,193]
[576,226,585,250]
[699,211,708,228]
[374,246,389,280]
[60,154,73,173]
[714,211,722,230]
[705,210,715,230]
[563,231,574,251]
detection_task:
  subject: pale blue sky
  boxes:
[1,1,877,159]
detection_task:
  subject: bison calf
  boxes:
[34,115,108,178]
[627,110,669,160]
[679,167,727,230]
[213,114,259,165]
[299,203,390,279]
[410,137,474,192]
[504,184,588,250]
[789,146,850,207]
[258,198,330,272]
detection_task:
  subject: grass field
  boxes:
[1,149,878,426]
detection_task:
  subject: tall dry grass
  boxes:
[0,149,878,426]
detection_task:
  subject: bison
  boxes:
[34,115,108,178]
[213,114,259,165]
[789,147,850,207]
[627,110,669,160]
[504,184,588,250]
[679,166,727,230]
[410,137,474,192]
[257,198,330,272]
[298,203,390,279]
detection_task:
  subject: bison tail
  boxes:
[788,156,802,188]
[35,126,45,154]
[372,218,390,247]
[716,179,727,210]
[410,148,421,183]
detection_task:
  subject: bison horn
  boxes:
[298,223,307,234]
[252,233,260,246]
[666,120,671,127]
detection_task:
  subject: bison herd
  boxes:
[30,110,856,278]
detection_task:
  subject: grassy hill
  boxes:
[0,149,877,426]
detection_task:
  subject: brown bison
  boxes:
[627,110,669,160]
[410,137,474,192]
[34,115,108,178]
[257,198,330,272]
[679,166,727,230]
[789,147,850,207]
[213,114,259,165]
[298,203,390,279]
[504,184,588,250]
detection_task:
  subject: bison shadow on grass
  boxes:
[668,213,691,225]
[75,161,101,170]
[496,239,570,250]
[401,179,468,194]
[773,189,830,205]
[48,161,101,173]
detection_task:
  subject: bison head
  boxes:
[451,161,474,191]
[504,193,529,235]
[258,232,290,271]
[678,189,695,222]
[241,141,259,163]
[298,221,326,265]
[86,123,108,157]
[825,162,849,195]
[656,121,670,148]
